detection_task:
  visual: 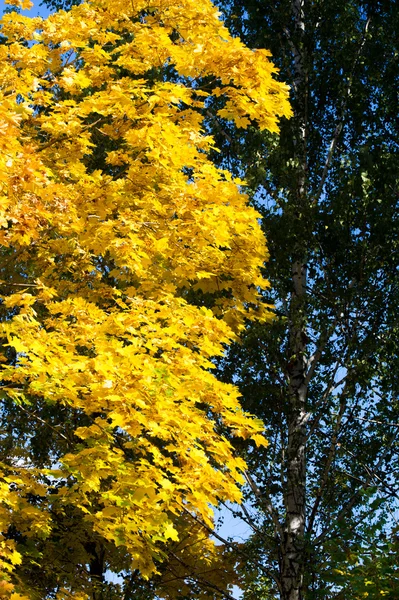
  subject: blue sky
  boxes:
[0,0,52,18]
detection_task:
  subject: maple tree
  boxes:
[0,0,291,597]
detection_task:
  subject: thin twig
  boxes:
[337,414,399,429]
[18,404,69,442]
[38,117,107,151]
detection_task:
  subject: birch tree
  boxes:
[210,0,399,598]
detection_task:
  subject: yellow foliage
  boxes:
[0,0,290,595]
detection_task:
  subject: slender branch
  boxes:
[341,443,399,501]
[305,278,356,387]
[314,428,399,545]
[304,316,339,387]
[314,15,371,204]
[307,382,348,534]
[221,500,268,539]
[384,498,399,528]
[180,507,282,593]
[239,502,264,535]
[206,110,232,144]
[38,117,108,151]
[0,282,39,287]
[18,404,70,442]
[244,470,284,540]
[167,551,237,600]
[305,363,346,442]
[340,414,399,429]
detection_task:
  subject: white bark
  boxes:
[280,1,308,599]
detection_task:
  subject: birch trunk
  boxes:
[280,1,308,598]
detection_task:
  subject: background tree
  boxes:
[203,0,399,598]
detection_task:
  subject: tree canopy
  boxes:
[208,0,399,598]
[0,0,290,597]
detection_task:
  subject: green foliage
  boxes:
[210,0,399,597]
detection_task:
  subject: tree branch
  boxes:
[180,507,282,593]
[307,381,348,534]
[314,15,371,204]
[244,470,284,540]
[314,428,398,545]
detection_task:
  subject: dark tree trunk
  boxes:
[86,541,105,600]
